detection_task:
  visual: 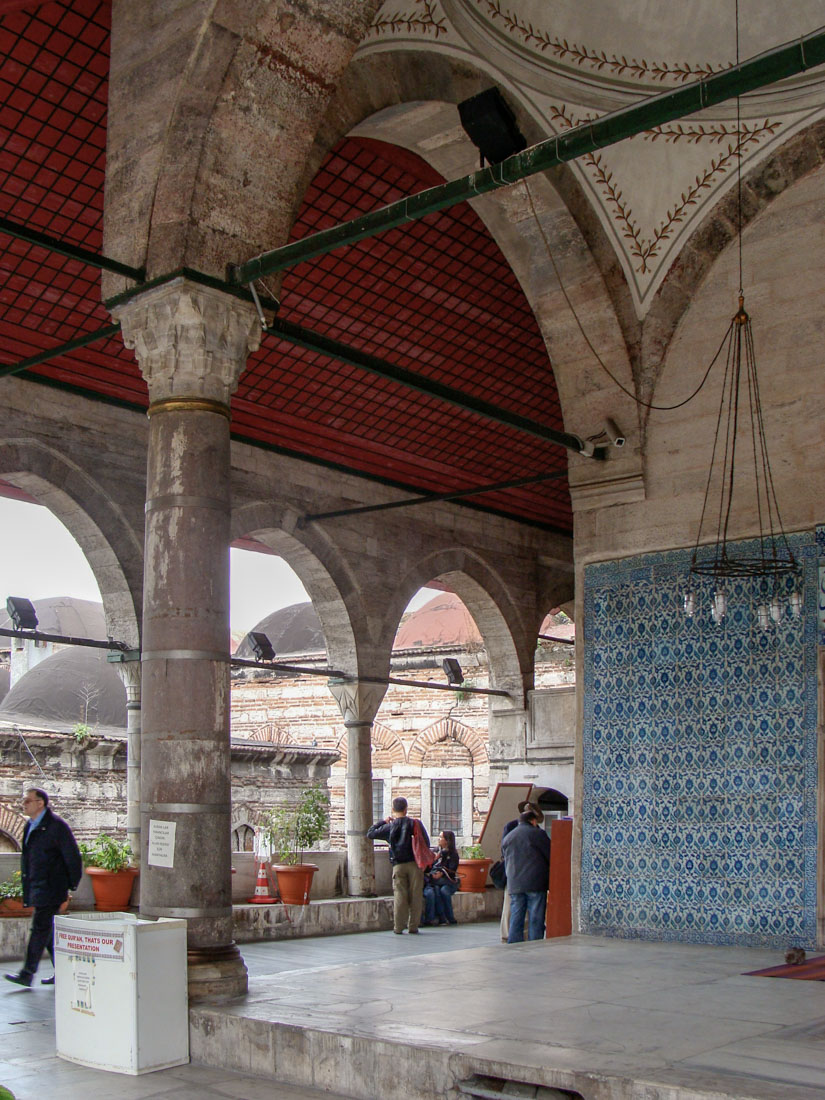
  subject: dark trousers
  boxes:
[23,904,61,976]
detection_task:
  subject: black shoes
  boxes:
[4,971,33,988]
[41,975,55,985]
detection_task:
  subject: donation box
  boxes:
[54,911,189,1075]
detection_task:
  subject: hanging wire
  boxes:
[521,178,731,412]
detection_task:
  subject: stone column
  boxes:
[113,277,261,1002]
[327,678,386,897]
[110,651,141,858]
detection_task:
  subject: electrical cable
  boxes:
[521,179,733,412]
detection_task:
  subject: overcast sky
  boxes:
[0,497,434,634]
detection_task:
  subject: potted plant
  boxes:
[457,843,493,892]
[0,870,32,917]
[260,785,329,905]
[79,834,137,912]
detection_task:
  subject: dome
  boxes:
[235,602,326,659]
[0,647,126,729]
[1,596,106,640]
[393,592,481,649]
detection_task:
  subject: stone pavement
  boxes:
[191,926,825,1100]
[2,923,825,1099]
[0,921,495,1099]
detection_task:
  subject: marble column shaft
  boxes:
[328,679,386,897]
[113,278,261,1000]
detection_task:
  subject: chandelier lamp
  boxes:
[684,296,801,629]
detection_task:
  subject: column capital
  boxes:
[111,277,262,405]
[328,678,386,726]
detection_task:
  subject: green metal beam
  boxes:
[268,316,592,455]
[0,324,122,378]
[302,468,570,523]
[0,217,145,282]
[231,27,825,284]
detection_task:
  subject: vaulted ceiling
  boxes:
[0,0,571,533]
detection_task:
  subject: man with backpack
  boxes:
[367,797,431,934]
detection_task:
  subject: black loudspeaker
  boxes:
[442,658,464,686]
[6,596,38,631]
[247,631,276,662]
[458,88,527,165]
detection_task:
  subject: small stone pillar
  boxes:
[328,678,386,897]
[113,277,261,1002]
[109,651,141,858]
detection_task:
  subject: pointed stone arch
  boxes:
[231,502,370,676]
[409,717,488,768]
[246,723,290,745]
[0,803,26,850]
[334,721,405,768]
[103,2,383,292]
[0,440,142,647]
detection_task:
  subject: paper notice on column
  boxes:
[71,959,94,1014]
[148,819,176,867]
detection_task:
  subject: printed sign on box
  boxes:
[56,928,125,961]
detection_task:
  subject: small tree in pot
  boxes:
[79,834,137,912]
[260,785,329,905]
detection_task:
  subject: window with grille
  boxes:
[431,779,462,834]
[372,779,384,823]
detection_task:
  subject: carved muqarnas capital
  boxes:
[328,678,386,726]
[112,278,262,405]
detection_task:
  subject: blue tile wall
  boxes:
[581,532,818,948]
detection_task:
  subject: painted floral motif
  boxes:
[550,106,779,273]
[368,0,447,37]
[477,0,726,82]
[582,535,817,948]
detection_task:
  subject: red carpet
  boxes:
[744,955,825,980]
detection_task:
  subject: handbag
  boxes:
[412,819,435,871]
[489,858,507,890]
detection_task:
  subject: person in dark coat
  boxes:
[367,796,430,934]
[499,800,544,941]
[501,809,550,943]
[5,788,82,988]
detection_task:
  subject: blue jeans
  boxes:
[507,890,546,942]
[423,881,459,923]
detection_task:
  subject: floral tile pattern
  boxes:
[582,533,817,947]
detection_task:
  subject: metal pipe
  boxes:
[232,658,509,696]
[231,27,825,285]
[268,317,590,455]
[0,627,131,651]
[0,217,145,281]
[538,633,575,646]
[303,468,570,522]
[0,324,122,378]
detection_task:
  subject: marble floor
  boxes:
[193,926,825,1100]
[2,923,824,1099]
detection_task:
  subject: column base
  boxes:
[187,942,248,1003]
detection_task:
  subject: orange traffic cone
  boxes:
[247,857,278,904]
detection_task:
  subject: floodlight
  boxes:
[6,596,37,631]
[247,631,276,662]
[442,658,464,686]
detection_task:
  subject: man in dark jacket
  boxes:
[501,809,550,943]
[367,796,430,934]
[5,788,82,988]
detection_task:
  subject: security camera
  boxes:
[605,418,625,448]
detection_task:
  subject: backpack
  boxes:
[411,819,434,871]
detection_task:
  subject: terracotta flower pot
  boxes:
[271,863,318,905]
[86,867,138,912]
[457,857,492,892]
[0,898,33,917]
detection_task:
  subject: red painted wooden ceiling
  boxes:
[0,0,572,533]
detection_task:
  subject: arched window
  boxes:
[232,825,255,852]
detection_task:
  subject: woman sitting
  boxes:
[422,830,460,925]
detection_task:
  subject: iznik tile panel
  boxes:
[581,533,817,948]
